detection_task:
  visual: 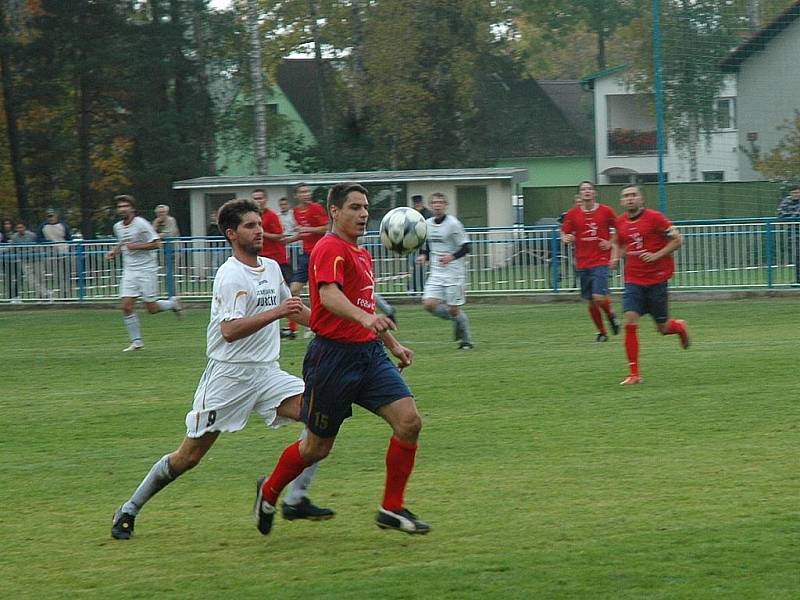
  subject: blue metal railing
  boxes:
[1,219,798,304]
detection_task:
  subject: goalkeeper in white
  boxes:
[416,192,474,349]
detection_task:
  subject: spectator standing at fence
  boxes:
[152,204,180,239]
[10,221,43,301]
[1,218,17,302]
[106,195,182,352]
[561,181,620,342]
[776,184,800,284]
[611,185,690,386]
[37,208,73,299]
[286,183,329,338]
[417,192,474,350]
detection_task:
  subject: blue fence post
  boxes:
[550,226,561,292]
[765,220,774,288]
[77,241,86,302]
[165,240,175,298]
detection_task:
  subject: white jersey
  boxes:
[426,214,468,281]
[113,216,159,271]
[206,256,290,364]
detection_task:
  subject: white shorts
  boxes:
[422,274,466,306]
[120,269,159,301]
[185,360,304,438]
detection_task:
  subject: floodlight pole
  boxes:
[652,0,667,214]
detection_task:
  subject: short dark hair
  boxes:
[790,184,800,192]
[412,195,423,203]
[217,199,260,245]
[114,194,137,209]
[327,182,368,210]
[253,188,266,195]
[576,180,595,193]
[293,182,309,194]
[430,192,447,202]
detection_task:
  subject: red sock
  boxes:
[288,320,297,333]
[664,319,683,336]
[261,441,310,505]
[589,303,606,335]
[598,297,613,317]
[624,323,639,376]
[382,436,417,512]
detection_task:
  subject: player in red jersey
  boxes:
[254,182,430,536]
[561,181,620,341]
[253,189,297,339]
[285,183,329,337]
[611,185,690,385]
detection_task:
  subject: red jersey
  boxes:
[615,208,675,285]
[309,233,377,343]
[259,208,287,265]
[561,203,616,269]
[293,202,329,254]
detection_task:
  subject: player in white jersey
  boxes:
[106,195,182,352]
[416,192,474,349]
[111,198,334,540]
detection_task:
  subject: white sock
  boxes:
[124,314,142,343]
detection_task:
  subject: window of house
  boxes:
[715,98,736,130]
[636,173,665,184]
[702,171,725,182]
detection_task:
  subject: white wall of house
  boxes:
[734,17,800,180]
[593,73,739,183]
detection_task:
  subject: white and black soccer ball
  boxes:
[379,207,428,256]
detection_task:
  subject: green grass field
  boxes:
[2,299,798,599]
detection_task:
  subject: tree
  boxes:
[516,0,644,72]
[245,0,268,174]
[748,111,800,181]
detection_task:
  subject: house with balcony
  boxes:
[721,0,800,181]
[581,65,739,184]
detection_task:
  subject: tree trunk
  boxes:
[247,0,268,175]
[308,0,328,138]
[192,0,217,174]
[76,4,94,238]
[349,0,365,124]
[0,0,29,222]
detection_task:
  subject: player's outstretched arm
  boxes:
[220,296,304,342]
[319,283,395,334]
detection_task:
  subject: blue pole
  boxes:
[550,226,561,292]
[165,240,175,298]
[652,0,668,214]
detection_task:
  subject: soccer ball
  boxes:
[379,207,428,256]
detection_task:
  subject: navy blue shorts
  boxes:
[577,265,610,300]
[300,336,413,438]
[279,262,293,284]
[290,253,310,284]
[622,282,669,323]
